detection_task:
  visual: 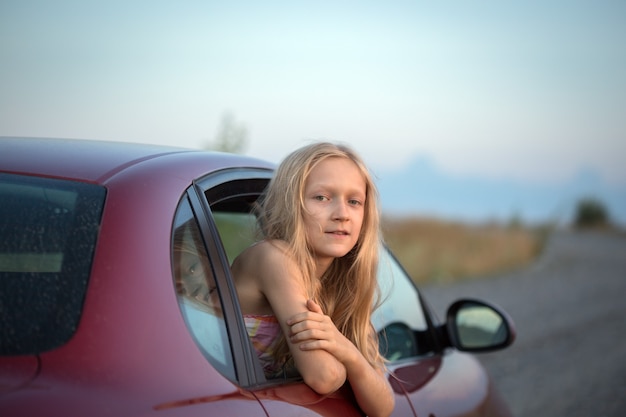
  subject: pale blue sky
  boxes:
[2,0,625,185]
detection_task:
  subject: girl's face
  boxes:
[302,157,366,272]
[175,250,221,315]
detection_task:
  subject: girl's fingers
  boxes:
[298,339,330,351]
[290,328,334,347]
[287,299,324,325]
[306,298,323,314]
[289,318,327,337]
[287,310,322,326]
[289,329,318,343]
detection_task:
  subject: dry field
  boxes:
[381,217,547,285]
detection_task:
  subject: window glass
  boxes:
[374,249,429,361]
[212,212,259,264]
[0,173,105,355]
[172,199,236,380]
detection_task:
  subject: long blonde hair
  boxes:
[258,142,386,371]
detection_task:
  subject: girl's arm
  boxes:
[252,242,347,394]
[288,299,395,417]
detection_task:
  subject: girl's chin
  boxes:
[314,248,354,260]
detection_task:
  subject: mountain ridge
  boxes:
[375,156,626,227]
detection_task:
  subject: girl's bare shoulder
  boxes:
[233,240,293,272]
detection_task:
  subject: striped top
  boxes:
[243,314,285,377]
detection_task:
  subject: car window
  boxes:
[374,249,431,361]
[212,212,259,265]
[172,197,236,381]
[200,174,308,384]
[208,193,296,382]
[0,173,105,355]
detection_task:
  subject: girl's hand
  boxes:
[286,299,356,364]
[288,300,395,417]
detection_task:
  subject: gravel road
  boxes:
[420,229,626,417]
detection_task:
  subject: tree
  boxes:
[573,197,610,228]
[205,112,248,154]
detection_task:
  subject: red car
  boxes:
[0,137,515,416]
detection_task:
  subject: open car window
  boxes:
[202,176,296,383]
[212,211,259,265]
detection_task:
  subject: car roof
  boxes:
[0,136,274,184]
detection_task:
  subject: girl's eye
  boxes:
[348,198,363,206]
[187,261,202,277]
[313,195,328,201]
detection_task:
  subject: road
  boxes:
[420,229,626,417]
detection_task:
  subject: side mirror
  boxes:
[444,299,516,353]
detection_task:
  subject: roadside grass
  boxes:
[382,216,550,285]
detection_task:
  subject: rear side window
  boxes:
[172,198,236,381]
[0,173,105,355]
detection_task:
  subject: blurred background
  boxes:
[2,1,625,282]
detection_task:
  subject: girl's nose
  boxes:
[332,201,349,221]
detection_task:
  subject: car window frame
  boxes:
[185,167,274,388]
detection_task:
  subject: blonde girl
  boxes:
[232,142,394,417]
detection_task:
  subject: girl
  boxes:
[231,142,394,417]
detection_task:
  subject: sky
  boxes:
[1,1,625,189]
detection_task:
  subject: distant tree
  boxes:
[205,112,248,154]
[507,211,523,230]
[573,197,610,228]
